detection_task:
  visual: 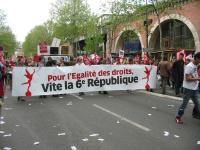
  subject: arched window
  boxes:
[150,19,195,51]
[116,30,142,54]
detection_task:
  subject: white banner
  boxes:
[12,65,157,96]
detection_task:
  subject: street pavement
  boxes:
[0,88,200,150]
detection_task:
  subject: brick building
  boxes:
[106,0,200,60]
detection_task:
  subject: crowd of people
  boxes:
[0,51,200,124]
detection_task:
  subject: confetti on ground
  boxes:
[90,93,94,96]
[58,133,66,136]
[1,116,4,119]
[0,131,5,134]
[148,114,152,116]
[168,105,175,108]
[67,101,73,106]
[151,107,157,109]
[0,121,5,124]
[163,131,170,136]
[82,138,89,142]
[4,96,8,99]
[98,138,104,142]
[53,125,57,128]
[174,135,180,138]
[71,146,78,150]
[197,141,200,145]
[28,103,32,106]
[116,120,120,124]
[41,102,43,105]
[3,147,12,150]
[3,134,12,137]
[34,142,40,145]
[108,96,113,98]
[3,107,13,110]
[89,133,99,137]
[15,125,20,127]
[59,97,63,99]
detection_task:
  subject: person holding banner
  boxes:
[17,58,26,101]
[98,58,109,94]
[76,56,85,96]
[175,52,200,124]
[0,53,6,107]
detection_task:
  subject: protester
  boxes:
[17,58,26,101]
[46,57,53,66]
[185,54,193,65]
[37,57,46,98]
[0,53,6,107]
[76,56,85,96]
[59,57,65,66]
[171,53,184,96]
[175,52,200,124]
[98,57,109,94]
[37,56,45,67]
[158,56,171,94]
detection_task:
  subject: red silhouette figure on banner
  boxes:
[142,66,151,91]
[22,69,35,96]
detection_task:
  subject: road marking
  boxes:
[93,104,151,132]
[70,94,83,100]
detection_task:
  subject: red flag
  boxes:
[143,52,149,65]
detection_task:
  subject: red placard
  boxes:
[39,42,48,53]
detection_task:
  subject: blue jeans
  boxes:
[176,88,200,117]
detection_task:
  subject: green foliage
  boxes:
[22,25,52,56]
[0,9,17,56]
[83,16,104,54]
[121,30,139,41]
[49,0,106,55]
[83,35,104,54]
[50,0,92,42]
[0,26,17,56]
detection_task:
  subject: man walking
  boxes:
[158,56,171,94]
[175,52,200,124]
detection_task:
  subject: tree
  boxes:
[0,26,17,56]
[0,9,17,56]
[100,0,142,52]
[50,0,93,56]
[22,25,52,56]
[83,16,104,54]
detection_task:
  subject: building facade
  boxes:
[106,0,200,59]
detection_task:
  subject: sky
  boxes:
[0,0,111,42]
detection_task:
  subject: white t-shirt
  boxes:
[183,62,199,90]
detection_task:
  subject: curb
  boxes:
[139,90,182,101]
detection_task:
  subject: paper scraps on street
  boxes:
[89,133,99,137]
[98,138,104,142]
[163,131,170,136]
[82,138,89,142]
[71,146,78,150]
[34,142,40,145]
[58,132,66,136]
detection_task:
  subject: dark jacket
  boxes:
[171,60,184,83]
